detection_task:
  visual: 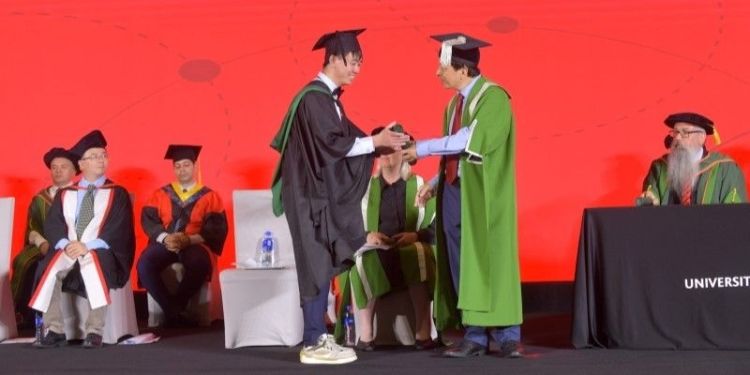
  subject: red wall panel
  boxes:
[2,0,749,283]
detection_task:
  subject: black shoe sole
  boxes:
[33,341,67,349]
[442,349,486,358]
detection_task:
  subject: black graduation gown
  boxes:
[39,181,135,297]
[280,80,373,302]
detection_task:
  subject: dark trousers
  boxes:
[301,280,330,346]
[137,243,211,317]
[441,180,521,347]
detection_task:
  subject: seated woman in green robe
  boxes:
[335,128,441,351]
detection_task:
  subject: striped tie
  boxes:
[76,185,96,240]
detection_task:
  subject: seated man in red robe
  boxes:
[137,145,228,327]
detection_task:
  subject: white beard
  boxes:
[667,145,700,195]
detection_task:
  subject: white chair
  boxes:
[60,279,139,344]
[146,254,222,327]
[352,289,420,346]
[0,197,18,341]
[221,268,303,347]
[221,190,302,348]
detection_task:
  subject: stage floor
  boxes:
[2,314,749,374]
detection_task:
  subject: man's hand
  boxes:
[366,232,393,247]
[402,144,418,164]
[64,241,89,258]
[639,190,659,206]
[176,233,191,249]
[164,233,187,252]
[392,232,418,247]
[415,183,434,207]
[39,241,50,256]
[373,121,410,151]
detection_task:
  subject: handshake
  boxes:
[372,122,418,163]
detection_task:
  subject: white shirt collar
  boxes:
[692,148,704,163]
[316,72,339,93]
[79,175,106,188]
[180,181,196,191]
[459,75,481,98]
[49,182,73,197]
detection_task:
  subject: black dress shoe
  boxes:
[34,331,67,349]
[498,340,523,358]
[355,339,375,352]
[82,333,103,349]
[442,340,487,358]
[414,338,442,351]
[164,312,199,328]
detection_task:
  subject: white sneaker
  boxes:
[299,334,357,365]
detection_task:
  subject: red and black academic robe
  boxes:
[140,185,228,256]
[274,80,374,302]
[34,181,135,300]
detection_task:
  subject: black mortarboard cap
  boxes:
[313,29,366,57]
[164,144,202,162]
[664,112,714,135]
[431,33,492,67]
[70,130,107,158]
[43,147,80,173]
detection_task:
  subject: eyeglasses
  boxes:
[81,153,108,161]
[668,130,705,138]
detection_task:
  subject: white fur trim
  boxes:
[440,36,466,67]
[415,176,426,229]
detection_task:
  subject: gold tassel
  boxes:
[713,127,721,145]
[197,160,203,185]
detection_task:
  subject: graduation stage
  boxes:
[2,313,749,375]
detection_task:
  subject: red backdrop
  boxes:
[2,0,749,284]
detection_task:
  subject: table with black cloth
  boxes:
[572,204,750,349]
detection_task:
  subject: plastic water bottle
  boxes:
[35,313,44,343]
[344,305,356,347]
[256,230,277,268]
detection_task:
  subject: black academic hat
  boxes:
[431,33,492,67]
[164,144,202,162]
[664,112,714,135]
[70,130,107,158]
[313,29,366,57]
[43,147,81,173]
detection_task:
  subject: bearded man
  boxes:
[639,112,747,205]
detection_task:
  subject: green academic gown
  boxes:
[434,76,523,328]
[333,174,438,341]
[10,188,54,308]
[642,151,747,205]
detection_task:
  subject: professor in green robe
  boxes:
[639,112,747,206]
[10,147,78,328]
[403,33,523,359]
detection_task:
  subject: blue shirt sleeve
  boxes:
[55,239,70,250]
[85,239,110,251]
[415,126,472,158]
